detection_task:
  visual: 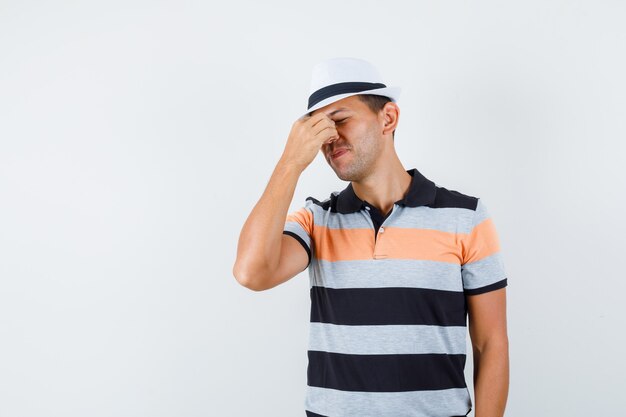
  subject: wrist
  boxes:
[277,155,306,175]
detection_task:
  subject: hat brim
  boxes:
[301,86,402,119]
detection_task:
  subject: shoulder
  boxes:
[431,184,495,230]
[304,191,340,212]
[432,183,479,211]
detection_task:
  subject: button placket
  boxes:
[371,204,396,260]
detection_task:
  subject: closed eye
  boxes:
[335,118,348,124]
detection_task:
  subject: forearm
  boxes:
[233,157,303,285]
[472,339,509,417]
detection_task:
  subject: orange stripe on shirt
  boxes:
[311,225,463,263]
[285,207,314,235]
[460,218,501,265]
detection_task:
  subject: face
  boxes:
[312,95,386,182]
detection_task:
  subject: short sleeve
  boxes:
[282,199,314,268]
[461,198,507,295]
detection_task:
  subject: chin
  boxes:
[333,168,355,182]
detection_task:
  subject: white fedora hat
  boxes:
[302,57,401,119]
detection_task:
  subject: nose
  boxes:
[325,134,339,145]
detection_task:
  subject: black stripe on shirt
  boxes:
[307,350,467,392]
[310,286,467,327]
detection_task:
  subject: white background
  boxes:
[1,1,625,416]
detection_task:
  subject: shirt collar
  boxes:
[335,168,437,214]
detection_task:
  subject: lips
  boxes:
[331,148,349,159]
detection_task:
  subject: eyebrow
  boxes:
[327,107,350,116]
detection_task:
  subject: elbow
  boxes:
[232,261,269,292]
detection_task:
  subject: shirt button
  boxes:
[365,206,370,210]
[379,227,385,233]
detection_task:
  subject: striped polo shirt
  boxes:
[283,167,507,417]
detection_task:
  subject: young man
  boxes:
[233,57,509,417]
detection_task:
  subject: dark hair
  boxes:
[356,94,396,139]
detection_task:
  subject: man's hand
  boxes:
[280,113,339,172]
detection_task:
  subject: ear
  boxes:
[381,102,400,136]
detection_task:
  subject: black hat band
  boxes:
[308,81,387,110]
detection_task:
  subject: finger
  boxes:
[318,127,339,144]
[312,119,336,136]
[313,123,337,138]
[310,113,334,128]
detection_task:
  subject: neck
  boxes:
[351,154,412,216]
